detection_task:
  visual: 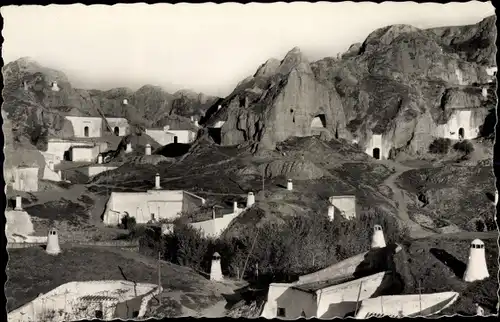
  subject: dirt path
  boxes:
[378,160,435,240]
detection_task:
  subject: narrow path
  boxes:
[378,160,435,240]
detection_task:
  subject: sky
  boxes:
[1,2,496,97]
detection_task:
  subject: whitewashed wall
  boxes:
[77,166,118,178]
[70,147,97,162]
[329,196,356,220]
[364,134,391,160]
[435,110,480,140]
[5,210,35,237]
[261,284,316,319]
[65,116,103,138]
[316,272,386,318]
[105,118,129,136]
[13,167,39,192]
[145,129,176,146]
[355,292,459,318]
[189,208,243,238]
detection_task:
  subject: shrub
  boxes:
[453,140,474,154]
[121,213,137,230]
[428,138,451,154]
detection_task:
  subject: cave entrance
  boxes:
[311,114,327,128]
[84,126,89,137]
[373,148,380,160]
[114,127,120,136]
[458,128,465,140]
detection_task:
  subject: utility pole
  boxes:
[417,279,423,314]
[241,229,260,281]
[158,250,162,305]
[354,281,363,316]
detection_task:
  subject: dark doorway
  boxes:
[95,310,103,319]
[84,126,89,137]
[114,127,120,136]
[174,136,178,144]
[208,128,222,145]
[63,150,71,161]
[458,128,464,140]
[373,148,380,160]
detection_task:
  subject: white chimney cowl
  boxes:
[123,99,128,105]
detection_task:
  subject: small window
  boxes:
[95,310,103,319]
[277,307,286,317]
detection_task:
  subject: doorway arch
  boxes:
[114,126,120,136]
[372,148,380,160]
[174,136,178,144]
[84,126,89,137]
[458,128,465,140]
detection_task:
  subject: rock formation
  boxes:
[203,15,496,157]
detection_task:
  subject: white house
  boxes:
[65,116,103,138]
[105,117,129,136]
[8,280,162,322]
[44,139,108,164]
[364,134,391,160]
[329,195,357,220]
[69,145,100,163]
[190,203,244,238]
[145,126,197,146]
[103,175,206,225]
[435,109,482,141]
[261,271,388,319]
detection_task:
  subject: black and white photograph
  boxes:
[1,1,498,320]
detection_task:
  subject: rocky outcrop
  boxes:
[204,47,349,152]
[204,16,495,157]
[256,159,329,180]
[2,58,219,150]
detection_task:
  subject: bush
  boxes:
[428,138,451,154]
[121,213,137,230]
[453,140,474,154]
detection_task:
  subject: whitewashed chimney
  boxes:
[246,192,255,208]
[482,87,488,98]
[287,179,293,191]
[23,80,28,91]
[15,196,22,210]
[125,142,133,153]
[217,105,222,111]
[97,154,103,164]
[145,144,152,156]
[233,201,238,213]
[463,239,489,282]
[163,125,170,132]
[51,81,60,92]
[194,120,199,127]
[371,225,386,248]
[190,116,194,122]
[328,205,335,221]
[46,228,61,255]
[210,252,223,281]
[123,99,128,105]
[495,190,498,206]
[155,173,161,189]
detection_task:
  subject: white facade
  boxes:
[364,134,390,160]
[190,208,244,238]
[70,146,99,162]
[435,110,480,140]
[167,130,197,144]
[315,272,386,318]
[145,128,196,146]
[106,118,129,136]
[76,165,118,178]
[8,281,160,322]
[261,284,316,319]
[12,167,39,192]
[5,210,35,239]
[329,196,356,220]
[103,190,206,226]
[46,229,61,255]
[65,116,103,138]
[212,121,226,129]
[355,292,459,319]
[45,139,107,164]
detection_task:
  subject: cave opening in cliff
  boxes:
[114,127,120,136]
[372,148,380,160]
[458,128,464,140]
[84,126,89,137]
[208,128,222,145]
[311,114,327,128]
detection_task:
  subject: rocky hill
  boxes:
[202,15,496,156]
[1,57,219,150]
